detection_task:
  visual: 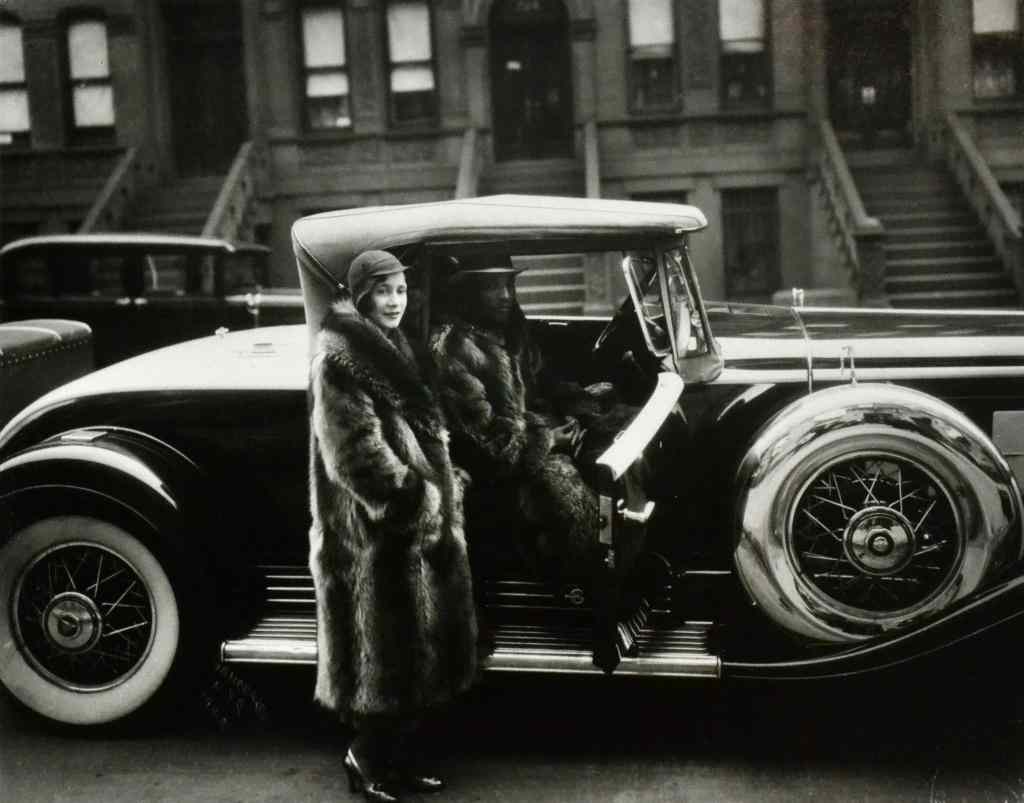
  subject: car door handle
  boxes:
[617,499,655,525]
[115,297,132,306]
[133,297,148,306]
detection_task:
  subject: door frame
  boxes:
[157,0,251,177]
[488,0,575,161]
[824,0,916,148]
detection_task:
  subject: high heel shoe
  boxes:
[343,749,400,803]
[401,771,444,793]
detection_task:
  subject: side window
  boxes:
[626,0,678,112]
[972,0,1022,99]
[141,253,216,297]
[0,14,31,148]
[4,254,51,296]
[385,1,437,126]
[66,15,116,144]
[300,4,351,130]
[719,0,771,108]
[222,253,265,294]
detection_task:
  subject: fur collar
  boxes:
[318,299,443,436]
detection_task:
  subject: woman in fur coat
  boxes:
[308,250,477,803]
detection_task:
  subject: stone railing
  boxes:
[811,114,886,304]
[583,119,601,198]
[454,127,480,199]
[202,140,266,240]
[941,110,1023,297]
[78,147,158,232]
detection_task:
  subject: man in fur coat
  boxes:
[428,254,601,584]
[308,257,477,771]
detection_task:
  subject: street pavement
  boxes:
[3,665,1024,802]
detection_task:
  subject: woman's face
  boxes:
[366,272,408,330]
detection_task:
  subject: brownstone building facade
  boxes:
[1,0,1022,313]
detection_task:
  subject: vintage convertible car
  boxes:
[3,195,1024,727]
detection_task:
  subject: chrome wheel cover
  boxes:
[13,542,156,692]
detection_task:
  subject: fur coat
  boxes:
[308,300,477,721]
[428,317,599,578]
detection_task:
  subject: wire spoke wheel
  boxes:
[0,516,180,725]
[790,453,961,615]
[14,543,156,691]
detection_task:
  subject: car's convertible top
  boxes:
[291,194,707,336]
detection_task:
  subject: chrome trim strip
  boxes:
[597,372,684,481]
[715,365,1024,385]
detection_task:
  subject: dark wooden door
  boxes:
[163,1,249,176]
[490,0,574,161]
[827,0,912,147]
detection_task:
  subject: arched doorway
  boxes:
[826,0,912,148]
[490,0,574,161]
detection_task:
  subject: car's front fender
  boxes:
[0,426,205,550]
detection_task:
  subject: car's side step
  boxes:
[220,616,720,678]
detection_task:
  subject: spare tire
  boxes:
[734,383,1022,643]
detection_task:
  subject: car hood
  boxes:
[709,303,1024,385]
[0,325,310,447]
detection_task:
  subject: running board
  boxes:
[220,617,720,679]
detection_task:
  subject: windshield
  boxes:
[622,250,671,356]
[664,247,707,356]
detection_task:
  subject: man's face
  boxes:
[474,274,516,325]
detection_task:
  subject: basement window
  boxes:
[723,187,780,302]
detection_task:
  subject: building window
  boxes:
[66,16,115,142]
[0,15,30,147]
[627,0,678,111]
[722,188,779,301]
[300,5,351,130]
[719,0,770,107]
[385,1,437,126]
[973,0,1022,99]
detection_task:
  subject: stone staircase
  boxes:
[121,174,225,236]
[482,159,588,315]
[852,154,1019,309]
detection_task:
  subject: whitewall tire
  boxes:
[0,515,180,726]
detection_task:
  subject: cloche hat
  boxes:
[347,250,409,309]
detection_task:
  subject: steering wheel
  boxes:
[592,296,633,359]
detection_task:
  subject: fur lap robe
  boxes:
[429,319,599,579]
[308,300,476,721]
